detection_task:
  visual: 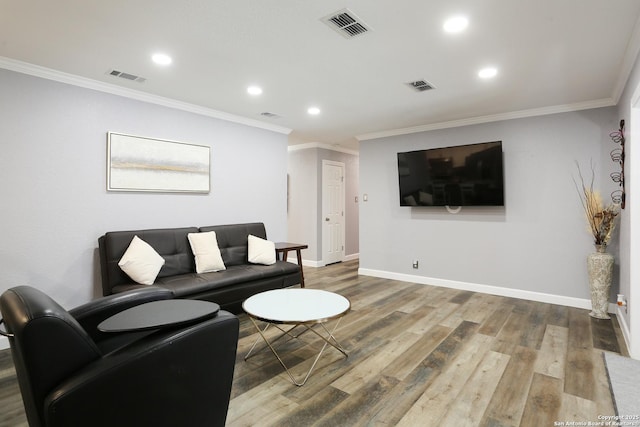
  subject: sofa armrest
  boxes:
[69,286,174,343]
[44,311,239,427]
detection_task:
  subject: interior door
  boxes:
[322,160,345,265]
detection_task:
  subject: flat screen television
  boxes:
[397,141,504,207]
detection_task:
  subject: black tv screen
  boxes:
[397,141,504,207]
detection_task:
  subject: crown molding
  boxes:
[0,56,292,135]
[288,142,359,156]
[357,98,616,141]
[2,54,631,144]
[612,12,640,103]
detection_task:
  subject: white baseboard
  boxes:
[344,253,360,262]
[297,253,359,268]
[358,268,618,313]
[616,306,635,358]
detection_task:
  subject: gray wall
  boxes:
[359,107,618,301]
[0,69,289,315]
[288,145,359,264]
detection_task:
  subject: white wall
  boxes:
[617,48,640,358]
[359,107,618,305]
[0,69,289,348]
[287,148,319,260]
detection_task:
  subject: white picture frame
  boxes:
[107,132,210,193]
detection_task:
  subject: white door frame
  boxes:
[628,83,640,359]
[322,160,345,266]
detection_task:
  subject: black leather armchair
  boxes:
[0,285,239,427]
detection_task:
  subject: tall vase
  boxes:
[587,244,614,319]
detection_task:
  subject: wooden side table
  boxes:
[274,242,308,287]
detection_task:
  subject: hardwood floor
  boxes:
[0,260,628,426]
[0,351,26,427]
[227,260,627,427]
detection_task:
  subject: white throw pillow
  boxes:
[118,235,165,285]
[188,231,226,273]
[248,234,276,265]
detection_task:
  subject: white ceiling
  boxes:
[2,0,640,150]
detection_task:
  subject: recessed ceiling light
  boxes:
[478,67,498,79]
[247,86,263,96]
[307,107,321,115]
[443,16,468,33]
[152,53,172,66]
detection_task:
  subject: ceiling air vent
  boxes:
[107,69,146,83]
[321,8,371,39]
[407,80,435,92]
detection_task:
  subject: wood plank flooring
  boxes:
[0,350,26,427]
[0,260,628,426]
[227,260,627,427]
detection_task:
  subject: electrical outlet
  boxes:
[617,294,628,313]
[412,260,419,269]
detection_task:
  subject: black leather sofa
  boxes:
[0,285,239,427]
[99,222,302,313]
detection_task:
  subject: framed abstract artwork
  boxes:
[107,132,210,193]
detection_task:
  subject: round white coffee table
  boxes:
[243,288,350,386]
